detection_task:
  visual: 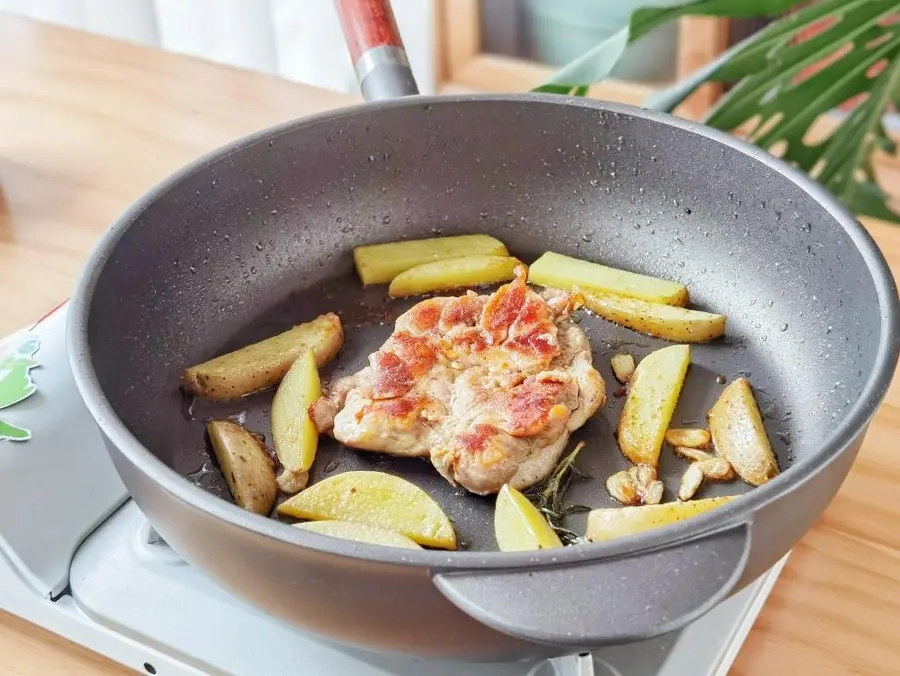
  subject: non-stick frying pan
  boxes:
[68,0,899,663]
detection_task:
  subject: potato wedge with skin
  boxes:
[708,378,780,486]
[617,344,691,467]
[278,471,457,549]
[494,484,562,552]
[294,520,422,549]
[271,349,320,482]
[580,290,726,343]
[354,234,509,286]
[183,313,343,401]
[528,252,689,306]
[586,496,736,542]
[207,420,277,515]
[388,256,523,298]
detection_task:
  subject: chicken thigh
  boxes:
[310,268,606,495]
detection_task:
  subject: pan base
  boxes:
[56,500,789,674]
[183,273,791,552]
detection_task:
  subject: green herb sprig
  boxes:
[524,441,592,545]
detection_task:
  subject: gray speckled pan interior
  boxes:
[87,97,880,551]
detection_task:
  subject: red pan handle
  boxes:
[333,0,419,101]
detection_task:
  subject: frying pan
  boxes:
[67,0,899,663]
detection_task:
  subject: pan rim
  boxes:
[68,92,900,570]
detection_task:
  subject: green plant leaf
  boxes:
[0,419,30,442]
[534,0,809,95]
[630,0,809,38]
[533,26,631,95]
[658,0,900,222]
[0,333,40,410]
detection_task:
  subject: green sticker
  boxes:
[0,332,40,442]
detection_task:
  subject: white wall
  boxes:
[0,0,437,95]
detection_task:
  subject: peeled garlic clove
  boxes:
[677,464,705,501]
[628,462,657,489]
[665,427,711,449]
[606,470,640,506]
[697,457,735,481]
[610,353,636,384]
[644,480,665,505]
[277,468,310,494]
[673,446,715,463]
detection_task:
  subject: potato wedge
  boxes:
[388,255,522,298]
[207,420,277,515]
[271,349,320,484]
[294,520,422,549]
[617,344,691,466]
[494,484,562,552]
[183,313,343,401]
[528,252,689,306]
[708,378,780,486]
[580,290,726,343]
[278,471,456,549]
[353,234,509,286]
[586,496,736,542]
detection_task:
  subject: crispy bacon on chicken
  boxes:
[310,268,605,495]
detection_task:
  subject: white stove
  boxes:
[0,305,787,676]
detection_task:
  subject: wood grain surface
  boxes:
[1,13,898,676]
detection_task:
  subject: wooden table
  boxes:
[1,14,898,676]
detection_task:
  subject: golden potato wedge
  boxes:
[278,471,456,549]
[708,378,780,486]
[617,344,691,466]
[294,520,422,549]
[586,496,736,542]
[387,255,522,298]
[183,313,343,401]
[528,252,689,306]
[207,420,277,515]
[494,484,562,552]
[353,234,509,286]
[271,349,320,485]
[580,290,726,342]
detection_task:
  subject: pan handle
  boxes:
[433,522,751,648]
[333,0,419,101]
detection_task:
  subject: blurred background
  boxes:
[0,0,765,117]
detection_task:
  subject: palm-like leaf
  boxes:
[536,0,900,223]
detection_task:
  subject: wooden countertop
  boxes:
[1,13,898,676]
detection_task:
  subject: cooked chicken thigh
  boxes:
[310,268,606,495]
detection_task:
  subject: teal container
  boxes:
[523,0,679,83]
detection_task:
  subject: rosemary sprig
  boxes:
[524,441,591,545]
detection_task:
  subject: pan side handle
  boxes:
[433,522,751,649]
[333,0,419,101]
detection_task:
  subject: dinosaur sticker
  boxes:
[0,332,41,442]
